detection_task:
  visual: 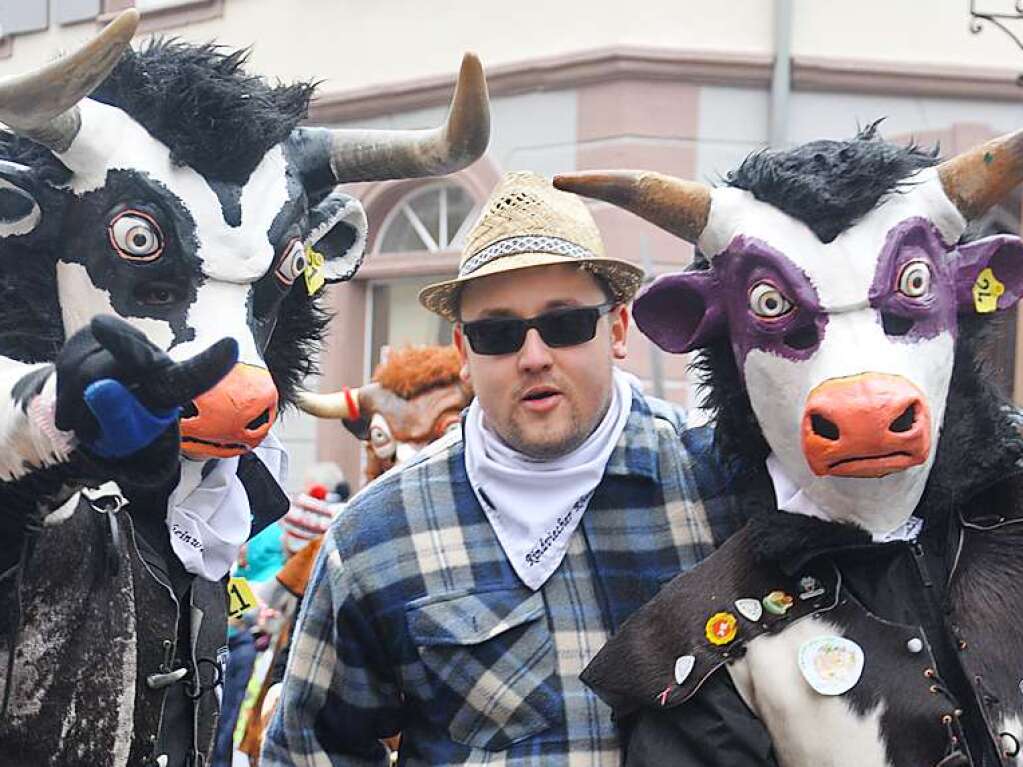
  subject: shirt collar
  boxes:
[602,386,660,483]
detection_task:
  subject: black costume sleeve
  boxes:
[622,672,778,767]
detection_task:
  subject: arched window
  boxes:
[366,182,478,373]
[376,182,476,254]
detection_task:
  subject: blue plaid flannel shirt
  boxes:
[262,389,744,766]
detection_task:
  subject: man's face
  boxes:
[454,263,629,458]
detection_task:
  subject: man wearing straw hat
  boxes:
[263,172,741,766]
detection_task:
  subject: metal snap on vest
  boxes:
[906,637,924,654]
[146,667,188,690]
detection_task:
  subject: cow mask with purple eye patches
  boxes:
[555,132,1023,536]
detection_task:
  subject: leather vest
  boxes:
[0,491,227,767]
[583,500,1023,767]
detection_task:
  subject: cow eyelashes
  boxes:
[109,210,163,261]
[897,260,931,298]
[748,281,794,319]
[275,239,308,286]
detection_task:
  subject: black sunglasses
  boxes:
[462,302,615,355]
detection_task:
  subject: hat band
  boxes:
[460,235,597,277]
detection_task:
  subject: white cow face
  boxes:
[1,99,366,459]
[635,168,1023,533]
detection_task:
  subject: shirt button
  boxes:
[907,637,924,654]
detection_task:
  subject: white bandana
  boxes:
[166,431,288,580]
[464,368,633,590]
[765,452,922,543]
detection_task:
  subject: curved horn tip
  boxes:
[458,51,485,79]
[295,390,353,420]
[444,52,490,163]
[104,8,141,41]
[451,50,488,109]
[552,171,645,203]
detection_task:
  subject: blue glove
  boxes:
[83,379,181,459]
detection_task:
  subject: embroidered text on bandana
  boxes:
[167,431,288,580]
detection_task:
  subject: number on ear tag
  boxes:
[228,576,258,619]
[973,267,1005,314]
[304,246,326,295]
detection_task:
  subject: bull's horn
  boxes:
[293,53,489,190]
[937,130,1023,221]
[553,170,712,244]
[296,387,363,420]
[0,9,138,153]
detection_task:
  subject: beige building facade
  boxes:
[4,0,1023,488]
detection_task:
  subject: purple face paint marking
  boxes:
[868,217,957,343]
[713,236,828,365]
[954,235,1023,312]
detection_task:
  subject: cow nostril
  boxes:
[882,312,915,337]
[245,408,272,432]
[810,413,840,441]
[784,325,819,351]
[180,401,199,419]
[889,404,916,433]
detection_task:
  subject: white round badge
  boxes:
[798,636,864,696]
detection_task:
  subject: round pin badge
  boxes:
[674,654,696,685]
[798,636,865,696]
[735,598,763,622]
[705,612,738,646]
[762,590,794,616]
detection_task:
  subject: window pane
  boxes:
[377,183,475,254]
[378,209,426,253]
[446,187,475,248]
[1,0,48,35]
[408,189,441,248]
[54,0,100,25]
[369,275,455,372]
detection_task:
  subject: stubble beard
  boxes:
[501,396,609,460]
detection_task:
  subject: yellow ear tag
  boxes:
[227,576,258,619]
[304,246,326,296]
[972,267,1005,314]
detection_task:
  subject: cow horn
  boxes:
[0,9,138,154]
[937,130,1023,221]
[295,52,489,188]
[296,387,365,420]
[553,170,712,244]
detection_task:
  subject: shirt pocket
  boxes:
[405,587,562,751]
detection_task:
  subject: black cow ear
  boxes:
[0,161,44,239]
[306,190,368,284]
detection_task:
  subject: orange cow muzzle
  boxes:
[180,362,279,459]
[801,373,931,478]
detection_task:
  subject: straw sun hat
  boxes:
[418,171,645,321]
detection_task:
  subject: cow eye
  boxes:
[109,211,163,260]
[370,425,391,447]
[748,282,793,319]
[135,281,181,306]
[275,239,308,286]
[897,260,931,298]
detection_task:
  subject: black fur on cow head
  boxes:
[725,120,940,243]
[90,39,315,184]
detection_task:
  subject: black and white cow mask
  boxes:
[556,129,1023,536]
[0,10,490,459]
